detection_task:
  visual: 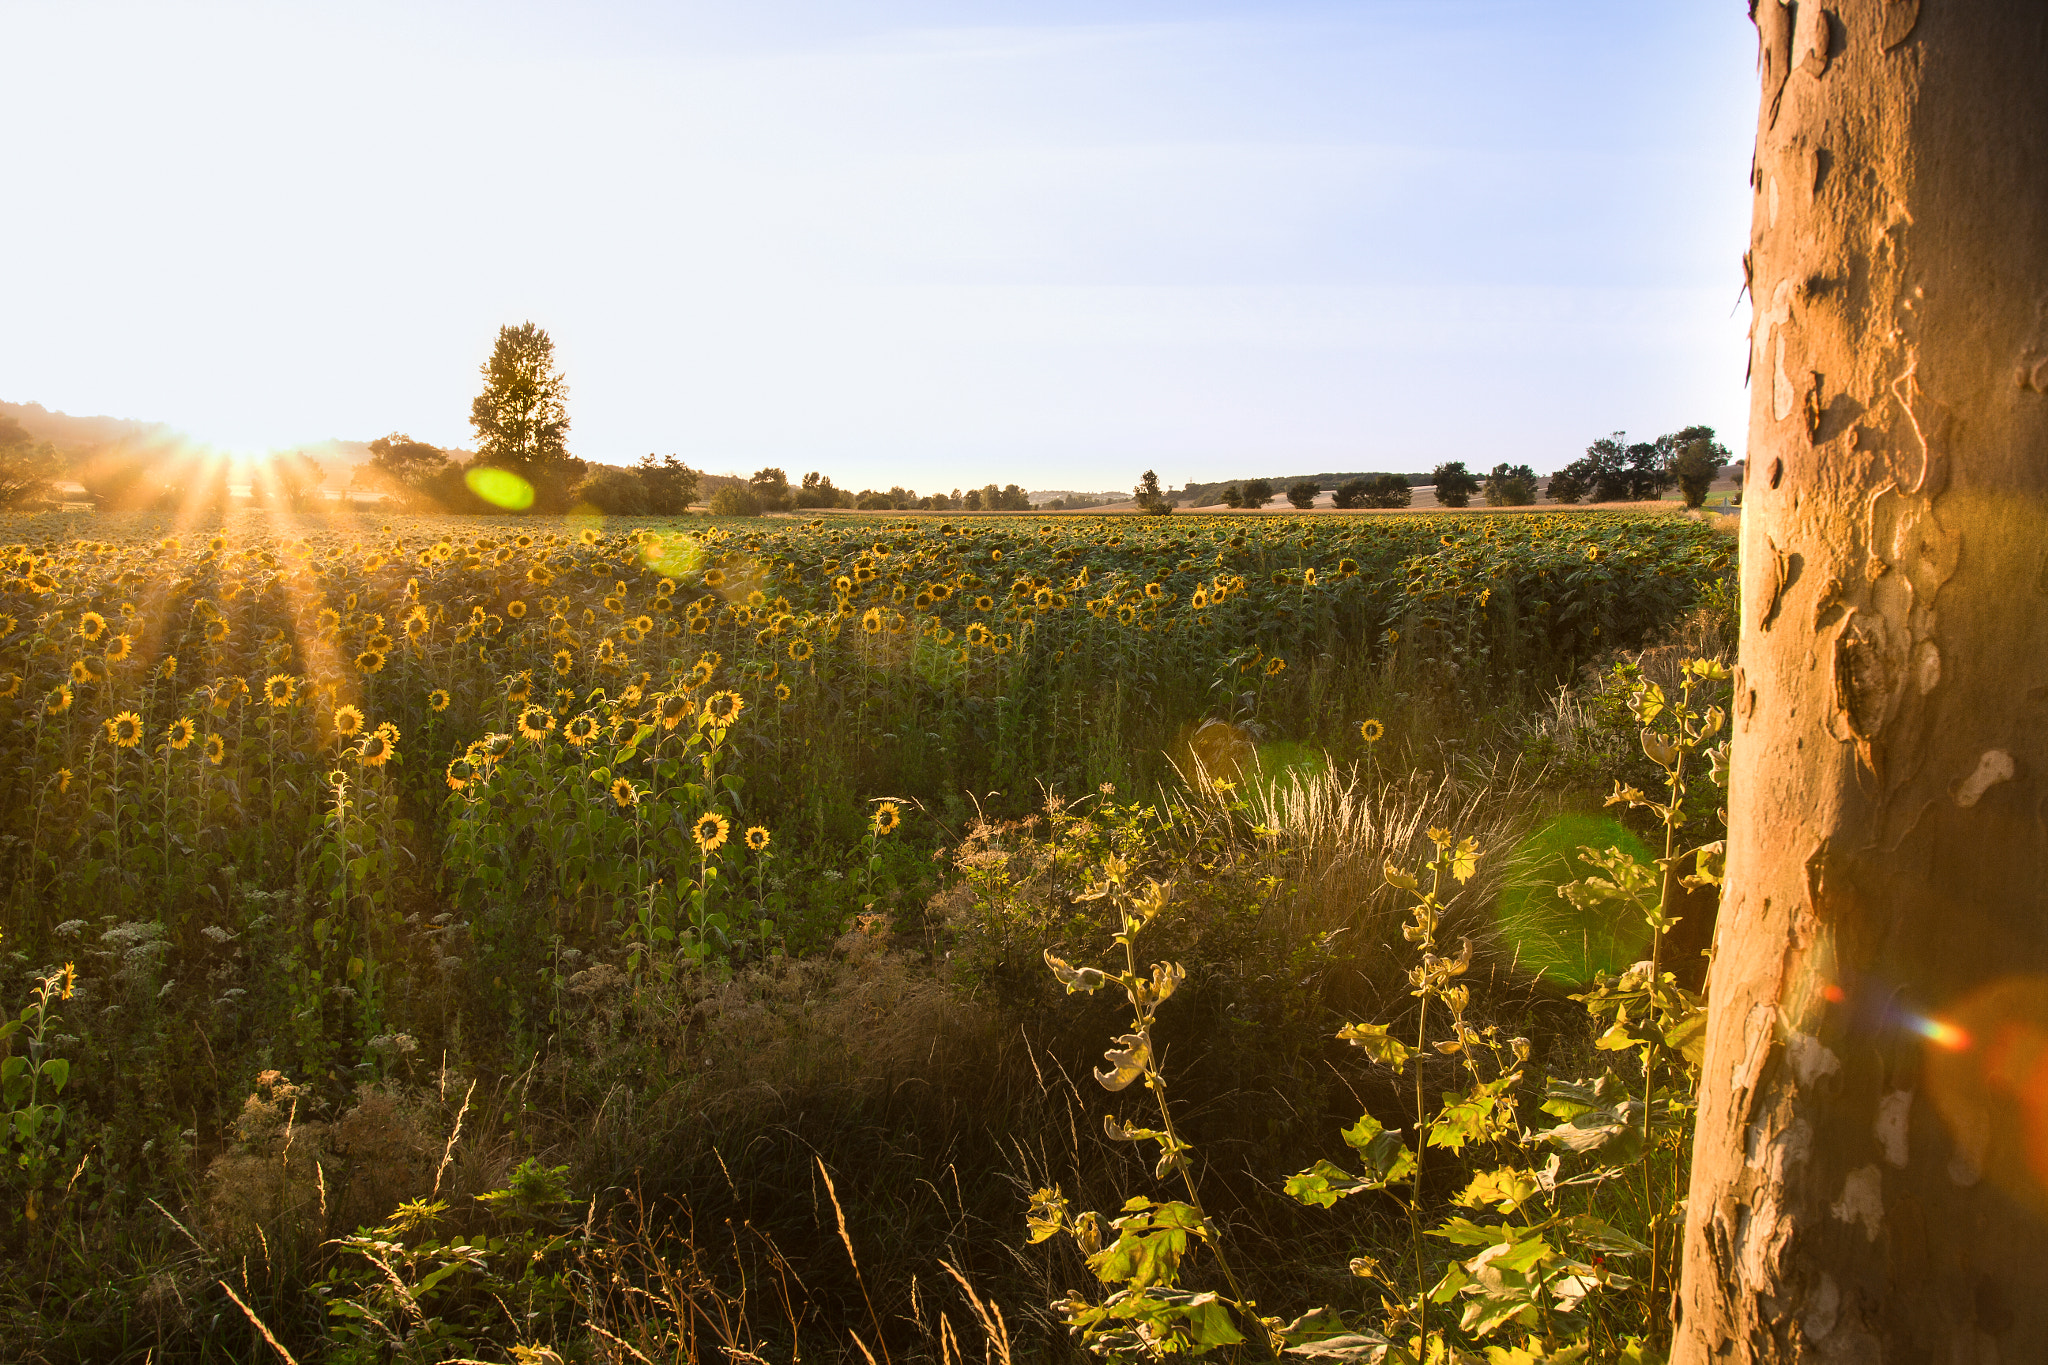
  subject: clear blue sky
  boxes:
[1,1,1757,488]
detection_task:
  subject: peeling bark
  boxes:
[1676,2,2048,1359]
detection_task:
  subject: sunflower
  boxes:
[1190,587,1209,610]
[357,731,394,766]
[860,608,883,635]
[471,735,510,764]
[973,595,994,612]
[1360,719,1385,743]
[611,777,638,809]
[77,611,106,642]
[692,810,730,853]
[266,674,297,706]
[693,653,720,683]
[1033,587,1053,609]
[618,684,644,707]
[167,717,197,750]
[105,711,143,748]
[69,660,94,684]
[701,690,743,726]
[702,568,727,589]
[554,712,599,748]
[356,649,387,675]
[429,688,451,712]
[688,616,710,635]
[870,801,902,836]
[1265,657,1287,676]
[633,614,654,633]
[506,673,532,702]
[1116,604,1138,626]
[333,705,365,738]
[0,673,17,699]
[745,825,771,853]
[649,693,689,729]
[404,615,430,642]
[507,599,526,618]
[205,619,230,643]
[517,705,554,741]
[774,682,791,702]
[787,637,814,663]
[204,733,226,765]
[316,607,342,633]
[554,687,576,714]
[158,654,177,678]
[965,622,990,647]
[621,624,644,644]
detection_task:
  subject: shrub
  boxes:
[710,483,764,516]
[1286,481,1319,509]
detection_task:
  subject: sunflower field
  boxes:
[0,506,1728,1358]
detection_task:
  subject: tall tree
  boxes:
[470,322,578,510]
[1678,3,2048,1358]
[1432,461,1480,507]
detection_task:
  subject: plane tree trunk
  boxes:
[1677,1,2048,1359]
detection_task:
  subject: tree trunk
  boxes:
[1677,2,2048,1359]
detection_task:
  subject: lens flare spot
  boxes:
[1908,1013,1972,1052]
[466,467,535,510]
[1925,976,2048,1217]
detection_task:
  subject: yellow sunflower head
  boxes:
[774,682,791,702]
[204,733,225,765]
[205,619,230,643]
[357,732,394,766]
[266,674,297,706]
[77,611,106,642]
[517,705,554,741]
[701,690,744,726]
[1360,718,1385,744]
[429,688,451,712]
[45,683,70,714]
[745,825,771,853]
[1265,657,1286,676]
[333,705,365,738]
[105,711,144,748]
[564,714,599,746]
[657,693,693,728]
[445,757,476,791]
[692,810,730,853]
[507,599,527,618]
[168,717,196,750]
[871,800,902,836]
[356,649,386,675]
[611,777,638,808]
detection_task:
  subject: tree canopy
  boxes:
[470,322,580,511]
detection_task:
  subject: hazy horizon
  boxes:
[2,1,1757,488]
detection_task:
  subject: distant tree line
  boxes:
[1544,427,1729,507]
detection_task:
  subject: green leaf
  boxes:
[1284,1333,1393,1362]
[1429,1216,1504,1247]
[39,1057,68,1094]
[1561,1215,1651,1256]
[1455,1166,1541,1214]
[1336,1021,1413,1071]
[1663,1010,1707,1066]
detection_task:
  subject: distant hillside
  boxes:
[1,401,175,452]
[1176,471,1433,505]
[0,401,475,482]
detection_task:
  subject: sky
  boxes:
[1,1,1759,489]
